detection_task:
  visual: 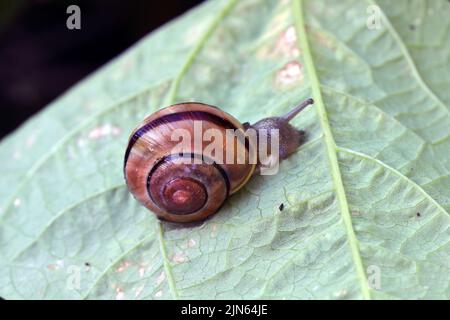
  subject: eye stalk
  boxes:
[281,98,314,122]
[251,98,314,161]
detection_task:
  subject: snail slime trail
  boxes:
[124,99,314,223]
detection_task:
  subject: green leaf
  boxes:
[0,0,449,299]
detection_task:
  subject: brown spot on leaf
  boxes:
[47,264,57,270]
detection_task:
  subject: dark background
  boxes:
[0,0,204,139]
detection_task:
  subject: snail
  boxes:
[124,98,314,223]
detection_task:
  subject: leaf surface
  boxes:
[0,0,449,299]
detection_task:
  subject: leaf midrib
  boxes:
[292,0,371,299]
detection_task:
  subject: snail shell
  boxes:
[124,99,313,223]
[124,103,256,223]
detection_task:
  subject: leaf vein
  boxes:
[337,147,449,216]
[292,0,371,299]
[370,0,450,113]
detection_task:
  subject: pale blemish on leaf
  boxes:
[138,265,146,278]
[26,135,36,148]
[210,224,218,238]
[13,198,21,207]
[12,150,21,160]
[76,138,87,148]
[154,290,163,298]
[257,25,299,60]
[115,287,125,300]
[187,238,196,248]
[156,271,165,286]
[274,26,300,58]
[172,252,187,264]
[184,22,207,46]
[116,261,130,273]
[135,285,145,298]
[88,124,121,140]
[334,289,348,299]
[275,61,304,87]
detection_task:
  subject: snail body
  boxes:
[124,99,313,223]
